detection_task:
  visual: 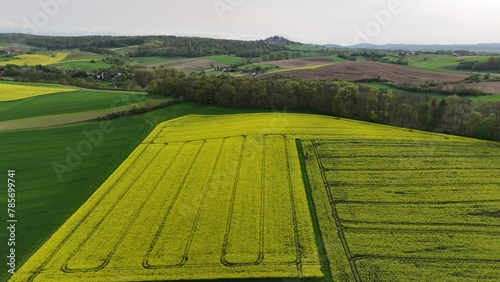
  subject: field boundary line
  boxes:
[295,139,333,281]
[343,225,500,234]
[323,167,500,171]
[330,199,500,205]
[311,140,361,282]
[281,135,303,277]
[327,182,500,188]
[351,255,500,264]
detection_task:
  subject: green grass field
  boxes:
[201,55,244,65]
[51,55,112,71]
[301,131,500,281]
[405,54,497,73]
[0,89,164,122]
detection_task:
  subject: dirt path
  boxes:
[0,98,172,131]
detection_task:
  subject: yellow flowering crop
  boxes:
[12,113,499,282]
[0,82,74,101]
[0,52,68,66]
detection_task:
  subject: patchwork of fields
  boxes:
[10,113,500,281]
[11,115,324,281]
[51,54,113,71]
[0,88,159,122]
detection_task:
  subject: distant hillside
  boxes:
[325,43,500,53]
[0,33,286,58]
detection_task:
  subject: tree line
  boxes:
[137,68,500,141]
[457,57,500,71]
[261,51,303,62]
[0,34,286,58]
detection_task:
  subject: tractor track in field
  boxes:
[143,141,207,269]
[64,143,185,272]
[61,144,166,273]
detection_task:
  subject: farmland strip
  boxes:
[222,136,265,266]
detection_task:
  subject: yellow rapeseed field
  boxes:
[12,113,500,282]
[0,52,68,66]
[12,114,325,281]
[0,82,75,101]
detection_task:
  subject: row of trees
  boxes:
[261,51,303,62]
[390,81,490,96]
[457,57,500,70]
[137,68,500,141]
[7,64,140,91]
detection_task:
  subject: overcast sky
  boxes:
[1,0,499,45]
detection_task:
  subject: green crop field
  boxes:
[51,55,112,71]
[405,54,496,73]
[0,89,162,122]
[299,120,500,281]
[201,55,244,65]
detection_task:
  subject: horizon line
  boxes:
[1,32,500,47]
